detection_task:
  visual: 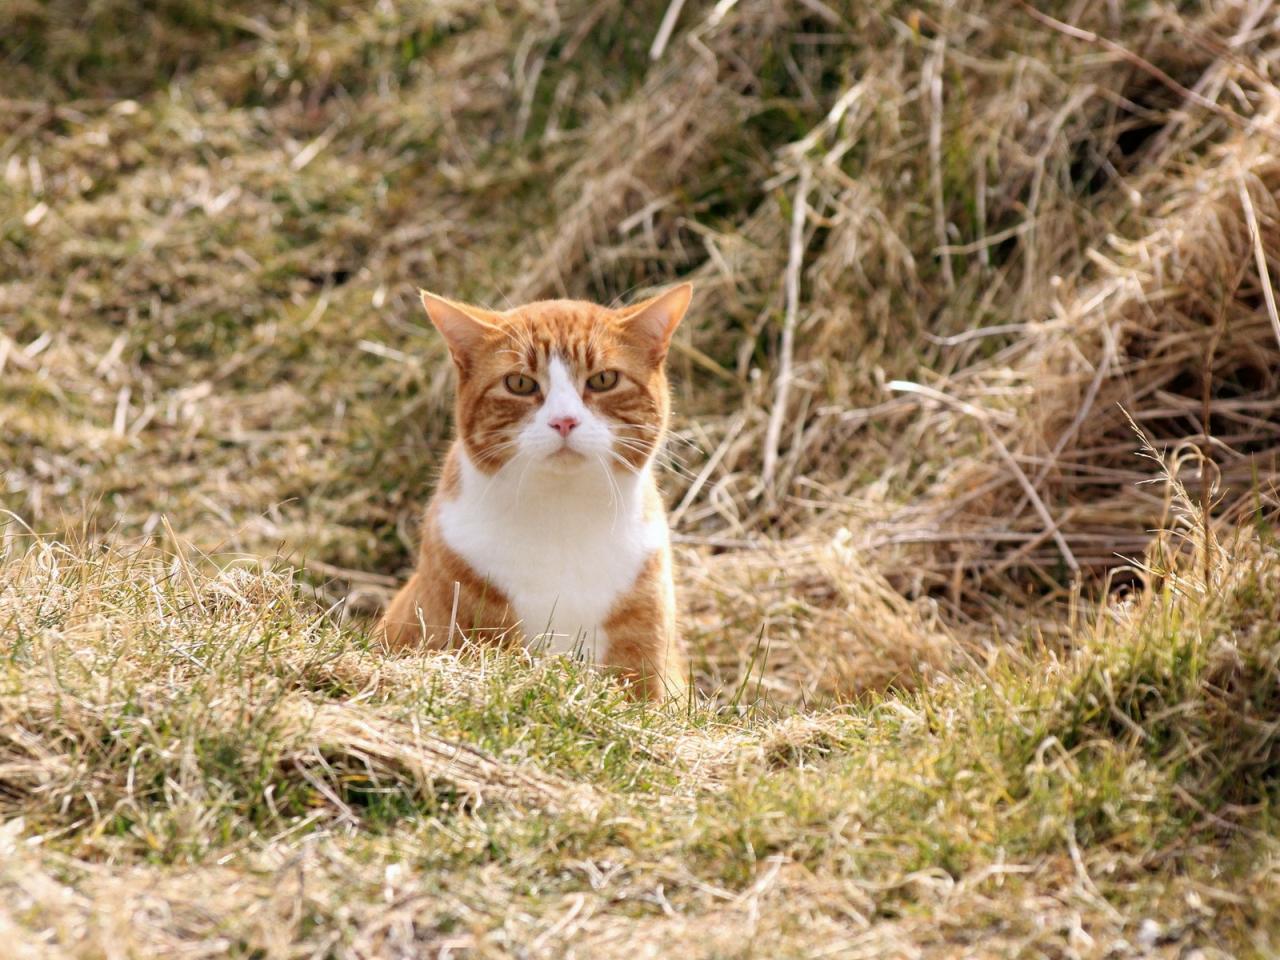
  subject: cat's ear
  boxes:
[421,290,499,369]
[618,283,692,362]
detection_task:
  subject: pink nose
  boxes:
[548,416,579,438]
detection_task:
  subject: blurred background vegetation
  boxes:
[3,0,1279,699]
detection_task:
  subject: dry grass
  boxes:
[3,0,1280,954]
[1,478,1278,956]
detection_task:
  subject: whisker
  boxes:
[610,437,698,475]
[607,280,645,309]
[595,452,623,529]
[513,454,535,507]
[613,423,701,451]
[603,449,643,478]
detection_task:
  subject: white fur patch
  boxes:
[514,355,616,463]
[438,433,666,662]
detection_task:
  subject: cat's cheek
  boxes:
[575,435,611,461]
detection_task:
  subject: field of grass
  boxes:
[3,1,1280,956]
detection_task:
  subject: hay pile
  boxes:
[3,0,1279,700]
[632,1,1280,601]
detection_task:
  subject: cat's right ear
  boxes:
[421,291,497,370]
[617,282,692,363]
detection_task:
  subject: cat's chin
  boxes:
[524,447,586,474]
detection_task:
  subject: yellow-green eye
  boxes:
[586,369,619,392]
[504,373,538,396]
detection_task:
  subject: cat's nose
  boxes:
[548,416,579,438]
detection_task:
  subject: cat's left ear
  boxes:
[618,283,692,363]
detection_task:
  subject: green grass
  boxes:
[2,520,1278,955]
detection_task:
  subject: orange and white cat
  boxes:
[379,284,692,701]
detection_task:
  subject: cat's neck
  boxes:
[437,442,667,661]
[449,444,652,526]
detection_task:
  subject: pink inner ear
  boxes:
[621,283,692,357]
[421,292,497,364]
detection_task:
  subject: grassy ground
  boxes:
[3,1,1280,956]
[3,484,1278,956]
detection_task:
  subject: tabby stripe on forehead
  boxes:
[438,296,681,474]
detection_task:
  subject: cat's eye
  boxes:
[586,369,619,392]
[504,373,539,396]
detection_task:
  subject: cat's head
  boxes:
[421,285,691,475]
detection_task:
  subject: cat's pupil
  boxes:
[504,373,537,396]
[587,370,618,391]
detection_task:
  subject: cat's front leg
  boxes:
[378,572,436,650]
[602,552,685,702]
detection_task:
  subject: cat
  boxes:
[378,283,692,701]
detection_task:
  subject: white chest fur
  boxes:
[437,451,666,660]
